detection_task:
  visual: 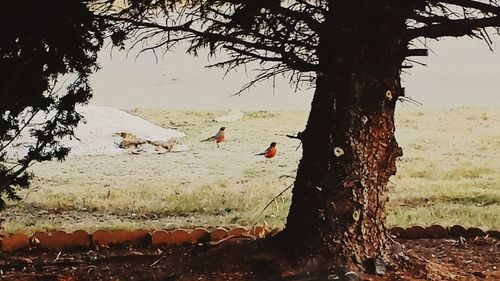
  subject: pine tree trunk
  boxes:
[280,1,408,273]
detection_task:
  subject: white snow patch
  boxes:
[3,105,189,159]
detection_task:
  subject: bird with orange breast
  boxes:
[256,142,277,158]
[201,127,225,147]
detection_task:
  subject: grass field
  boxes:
[1,106,499,234]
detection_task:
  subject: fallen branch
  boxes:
[149,256,165,267]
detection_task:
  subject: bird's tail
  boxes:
[255,152,265,156]
[201,137,215,142]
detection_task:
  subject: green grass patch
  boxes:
[2,107,499,234]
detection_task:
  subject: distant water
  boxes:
[90,38,500,111]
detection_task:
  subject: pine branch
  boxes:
[407,15,500,38]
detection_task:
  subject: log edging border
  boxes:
[0,225,498,253]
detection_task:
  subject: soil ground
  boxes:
[1,237,498,281]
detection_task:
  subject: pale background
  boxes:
[89,38,500,110]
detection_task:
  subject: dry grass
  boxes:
[1,106,499,234]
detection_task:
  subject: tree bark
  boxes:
[280,0,408,273]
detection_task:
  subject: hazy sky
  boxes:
[90,37,500,111]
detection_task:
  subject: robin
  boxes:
[256,142,277,158]
[201,127,225,147]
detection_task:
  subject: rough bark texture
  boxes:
[281,0,408,273]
